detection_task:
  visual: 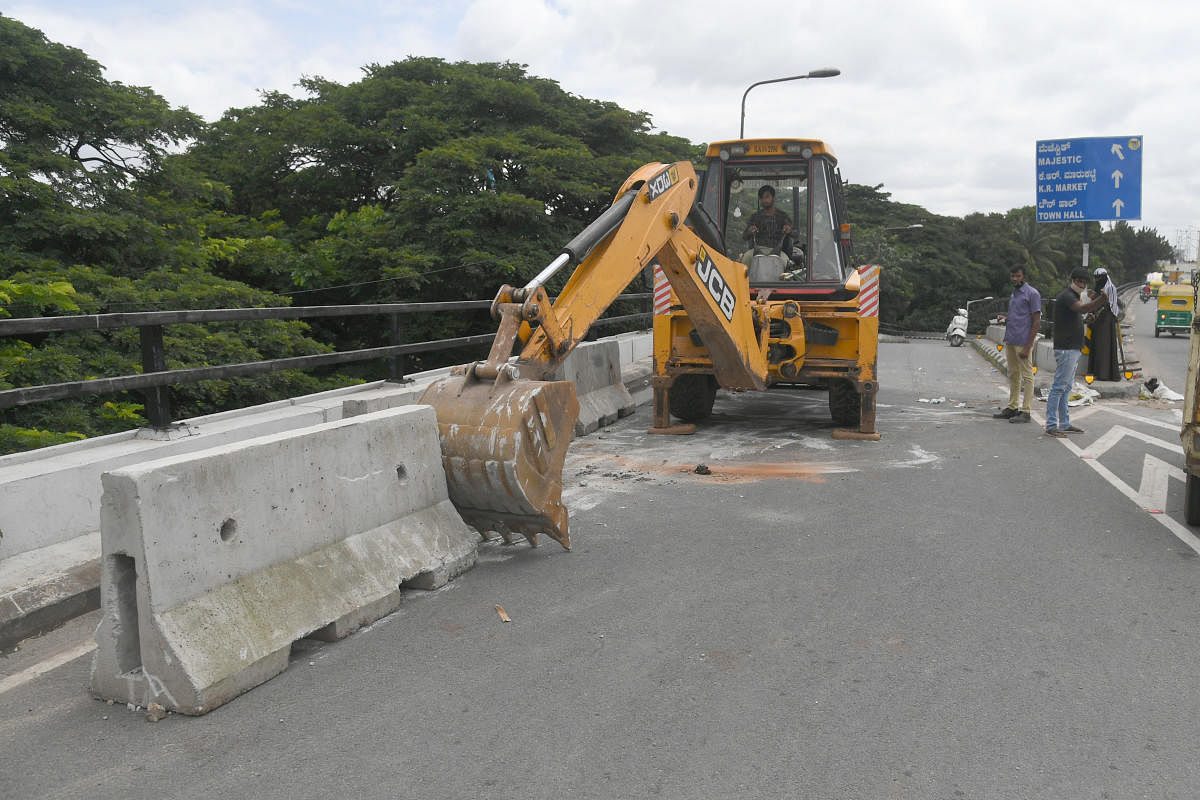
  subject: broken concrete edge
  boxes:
[89,405,479,715]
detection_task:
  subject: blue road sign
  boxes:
[1035,136,1142,223]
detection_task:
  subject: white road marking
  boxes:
[1034,408,1200,555]
[1135,453,1185,513]
[1078,424,1181,459]
[0,640,97,695]
[1092,404,1183,433]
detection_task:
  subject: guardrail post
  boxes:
[388,313,409,383]
[139,325,172,428]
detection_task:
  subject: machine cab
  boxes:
[695,138,854,294]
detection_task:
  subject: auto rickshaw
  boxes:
[1155,284,1193,337]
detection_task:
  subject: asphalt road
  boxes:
[1126,292,1191,393]
[3,336,1199,800]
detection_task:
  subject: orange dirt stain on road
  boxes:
[590,453,832,484]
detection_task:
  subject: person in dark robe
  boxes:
[1086,266,1120,381]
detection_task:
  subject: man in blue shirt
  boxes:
[1045,268,1108,437]
[994,265,1042,423]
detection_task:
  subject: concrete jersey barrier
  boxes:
[90,405,478,715]
[548,339,637,435]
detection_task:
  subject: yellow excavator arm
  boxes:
[514,161,765,388]
[419,159,774,549]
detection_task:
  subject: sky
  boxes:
[12,1,1200,259]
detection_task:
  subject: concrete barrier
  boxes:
[89,405,477,715]
[549,340,637,435]
[1,330,654,650]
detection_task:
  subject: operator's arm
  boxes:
[744,213,760,241]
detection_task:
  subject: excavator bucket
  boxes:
[420,373,579,549]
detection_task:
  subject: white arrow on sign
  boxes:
[1112,198,1125,217]
[1112,169,1123,188]
[1111,143,1125,160]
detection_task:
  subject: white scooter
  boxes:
[946,308,968,347]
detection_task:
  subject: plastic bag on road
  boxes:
[1067,382,1099,407]
[1140,377,1184,401]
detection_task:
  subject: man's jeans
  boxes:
[1045,348,1081,431]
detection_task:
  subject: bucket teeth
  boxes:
[421,375,579,550]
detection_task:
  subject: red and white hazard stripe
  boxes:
[857,264,880,318]
[652,261,672,315]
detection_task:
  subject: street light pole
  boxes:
[965,296,994,330]
[883,224,924,233]
[739,68,841,138]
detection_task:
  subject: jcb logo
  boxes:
[695,246,736,321]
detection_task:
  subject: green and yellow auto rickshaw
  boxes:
[1155,284,1193,337]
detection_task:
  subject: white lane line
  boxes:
[1097,404,1184,432]
[0,640,97,695]
[1135,453,1184,513]
[1079,424,1182,459]
[1036,412,1200,555]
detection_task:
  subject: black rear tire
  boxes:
[1186,473,1200,526]
[829,380,862,427]
[948,334,964,347]
[669,374,718,423]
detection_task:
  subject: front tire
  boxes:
[668,374,718,423]
[829,380,862,428]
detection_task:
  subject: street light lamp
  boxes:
[739,68,841,138]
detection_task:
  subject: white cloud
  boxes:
[12,0,1200,250]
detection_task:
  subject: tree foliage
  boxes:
[845,183,1172,330]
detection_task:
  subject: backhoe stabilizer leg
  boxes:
[833,383,881,441]
[647,379,696,435]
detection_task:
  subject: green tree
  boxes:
[0,15,203,275]
[1011,210,1065,286]
[179,57,699,370]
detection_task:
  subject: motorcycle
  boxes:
[946,308,968,347]
[1140,285,1153,303]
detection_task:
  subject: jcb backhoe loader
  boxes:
[420,138,879,550]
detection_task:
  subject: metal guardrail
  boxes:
[0,295,653,427]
